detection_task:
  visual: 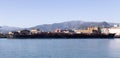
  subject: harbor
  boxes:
[0,27,117,38]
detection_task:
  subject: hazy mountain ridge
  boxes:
[0,21,120,33]
[0,26,23,33]
[30,21,117,31]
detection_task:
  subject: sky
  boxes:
[0,0,120,27]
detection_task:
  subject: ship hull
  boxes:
[10,33,115,39]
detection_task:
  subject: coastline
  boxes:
[4,32,115,39]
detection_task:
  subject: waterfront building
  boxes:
[61,30,74,33]
[8,32,14,35]
[54,29,62,33]
[18,31,21,33]
[30,29,41,34]
[54,29,74,33]
[8,31,20,35]
[74,27,101,34]
[114,24,120,27]
[108,27,120,36]
[101,26,120,36]
[101,28,109,34]
[20,30,31,35]
[8,31,19,38]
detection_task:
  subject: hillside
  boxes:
[30,21,113,31]
[0,21,119,33]
[0,26,23,33]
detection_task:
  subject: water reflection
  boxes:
[0,39,120,58]
[108,39,120,58]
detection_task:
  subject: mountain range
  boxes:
[30,21,119,31]
[0,21,119,33]
[0,26,23,33]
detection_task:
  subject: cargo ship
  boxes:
[10,32,115,38]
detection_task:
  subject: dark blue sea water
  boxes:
[0,38,120,58]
